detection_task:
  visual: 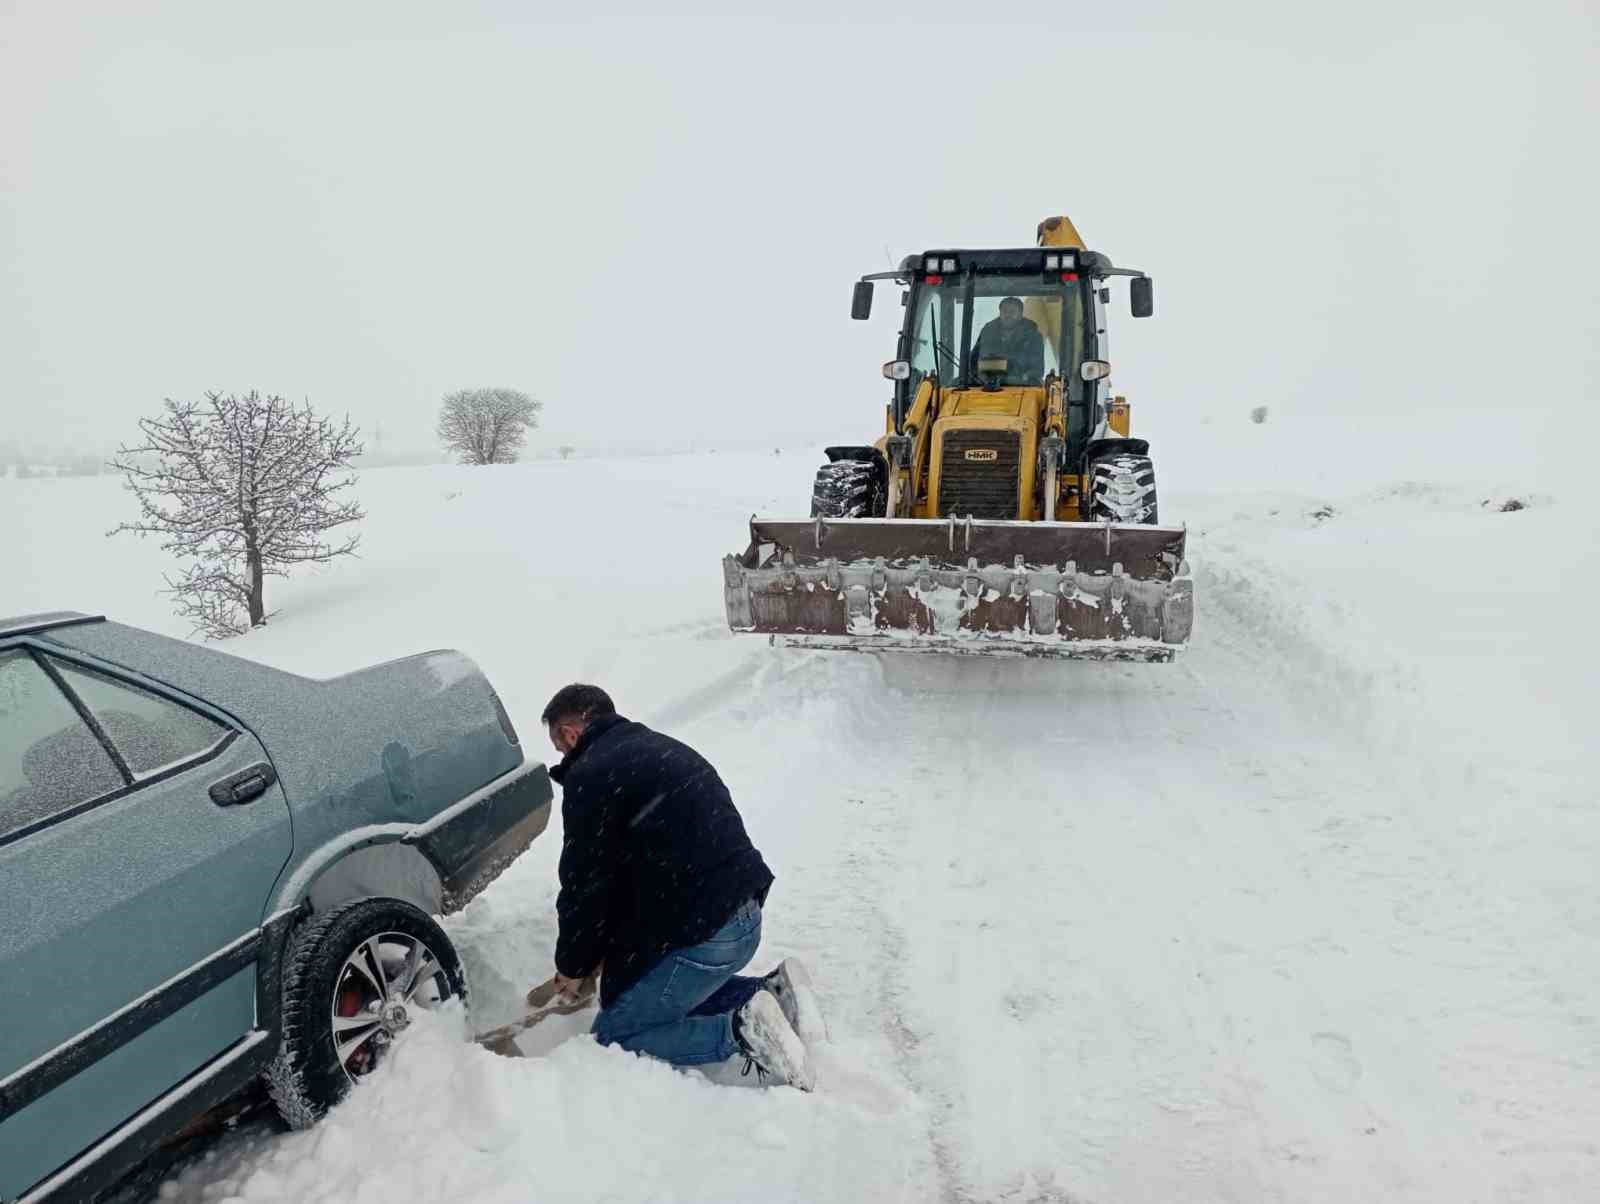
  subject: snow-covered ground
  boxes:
[3,411,1594,1203]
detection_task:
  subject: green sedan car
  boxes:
[0,612,553,1203]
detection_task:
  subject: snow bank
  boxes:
[158,1012,921,1204]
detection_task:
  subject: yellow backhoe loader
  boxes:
[722,215,1193,661]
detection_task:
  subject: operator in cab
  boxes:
[972,296,1045,385]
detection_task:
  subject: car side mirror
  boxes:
[851,280,874,320]
[1130,276,1154,318]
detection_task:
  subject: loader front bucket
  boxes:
[723,517,1193,661]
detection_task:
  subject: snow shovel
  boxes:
[472,972,599,1057]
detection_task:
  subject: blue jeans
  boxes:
[591,898,769,1066]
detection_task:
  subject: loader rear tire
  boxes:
[810,460,883,519]
[1089,454,1159,524]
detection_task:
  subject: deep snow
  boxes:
[2,410,1594,1203]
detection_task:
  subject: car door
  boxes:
[0,644,293,1201]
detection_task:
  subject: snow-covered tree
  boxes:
[437,387,542,465]
[109,391,365,639]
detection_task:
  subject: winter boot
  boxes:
[764,958,829,1045]
[732,990,814,1091]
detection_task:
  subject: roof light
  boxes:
[1044,253,1060,271]
[941,257,956,272]
[924,255,940,272]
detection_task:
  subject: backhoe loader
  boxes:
[722,215,1193,661]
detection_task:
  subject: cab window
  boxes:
[968,276,1077,385]
[908,284,967,383]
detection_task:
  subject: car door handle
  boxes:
[210,762,278,806]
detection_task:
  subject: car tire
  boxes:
[264,897,467,1129]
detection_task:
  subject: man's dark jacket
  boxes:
[973,315,1045,384]
[550,713,774,1008]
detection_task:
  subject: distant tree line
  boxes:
[0,451,111,478]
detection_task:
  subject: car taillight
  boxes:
[489,690,520,746]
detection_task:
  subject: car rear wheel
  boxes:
[264,898,466,1129]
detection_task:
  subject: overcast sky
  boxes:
[3,1,1595,456]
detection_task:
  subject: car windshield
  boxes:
[908,273,1085,390]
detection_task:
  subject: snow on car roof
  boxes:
[0,611,104,639]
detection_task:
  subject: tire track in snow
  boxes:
[644,651,766,731]
[852,778,971,1204]
[821,661,1100,1204]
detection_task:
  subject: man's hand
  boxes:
[526,970,597,1011]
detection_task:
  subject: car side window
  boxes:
[0,650,125,839]
[49,658,231,778]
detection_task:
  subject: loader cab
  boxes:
[895,249,1094,431]
[870,248,1132,464]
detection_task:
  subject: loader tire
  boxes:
[810,459,883,519]
[1089,454,1159,524]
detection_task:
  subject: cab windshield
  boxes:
[908,273,1086,391]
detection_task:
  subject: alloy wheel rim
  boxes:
[328,931,449,1083]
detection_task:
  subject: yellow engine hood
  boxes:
[940,386,1043,421]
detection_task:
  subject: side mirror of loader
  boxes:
[1130,275,1154,318]
[851,280,874,320]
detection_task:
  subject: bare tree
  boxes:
[109,391,364,639]
[558,445,576,460]
[437,387,542,465]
